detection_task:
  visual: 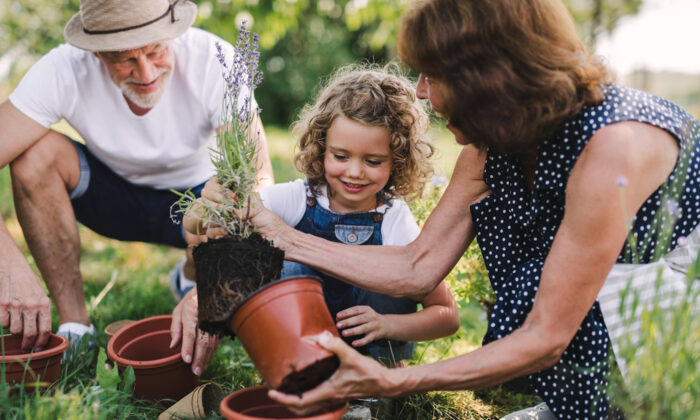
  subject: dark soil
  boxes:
[277,355,340,396]
[193,233,284,335]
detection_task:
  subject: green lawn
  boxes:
[0,124,539,419]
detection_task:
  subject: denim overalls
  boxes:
[280,194,417,364]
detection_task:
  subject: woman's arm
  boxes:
[256,145,490,300]
[335,280,460,344]
[270,121,680,414]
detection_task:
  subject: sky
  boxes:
[595,0,700,75]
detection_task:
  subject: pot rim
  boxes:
[230,275,323,317]
[0,334,69,363]
[219,385,348,420]
[107,314,182,369]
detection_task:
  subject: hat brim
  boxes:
[64,2,196,52]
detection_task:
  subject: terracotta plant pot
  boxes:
[0,333,69,392]
[229,276,340,394]
[220,385,347,420]
[107,314,200,402]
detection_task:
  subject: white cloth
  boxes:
[57,322,96,342]
[9,28,252,190]
[258,179,421,245]
[598,224,700,379]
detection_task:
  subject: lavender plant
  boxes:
[173,23,263,239]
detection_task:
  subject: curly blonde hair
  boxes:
[293,64,434,202]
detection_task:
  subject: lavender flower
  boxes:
[676,236,688,247]
[172,22,265,238]
[664,198,682,218]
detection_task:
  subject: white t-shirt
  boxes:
[9,28,250,190]
[258,179,421,245]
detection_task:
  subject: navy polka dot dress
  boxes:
[470,84,700,419]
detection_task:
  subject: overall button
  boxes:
[335,225,373,245]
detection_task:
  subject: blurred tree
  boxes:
[564,0,643,45]
[0,0,80,84]
[195,0,409,125]
[1,0,643,125]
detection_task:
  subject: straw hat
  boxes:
[64,0,197,52]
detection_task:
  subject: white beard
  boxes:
[120,67,172,109]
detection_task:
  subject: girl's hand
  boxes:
[184,177,225,236]
[200,176,226,204]
[184,177,240,238]
[268,331,397,415]
[335,306,388,347]
[185,177,296,251]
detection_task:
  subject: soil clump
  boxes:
[194,233,284,336]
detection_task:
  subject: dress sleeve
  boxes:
[380,200,421,246]
[258,178,307,227]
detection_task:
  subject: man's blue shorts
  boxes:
[69,140,206,249]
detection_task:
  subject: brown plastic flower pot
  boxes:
[220,385,347,420]
[228,276,340,394]
[0,333,69,392]
[107,314,200,402]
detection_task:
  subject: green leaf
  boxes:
[120,366,136,394]
[95,348,120,391]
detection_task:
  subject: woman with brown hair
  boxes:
[202,0,699,418]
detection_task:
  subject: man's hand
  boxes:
[170,287,220,376]
[0,266,51,351]
[267,331,394,415]
[335,306,388,348]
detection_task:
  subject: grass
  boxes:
[0,122,539,419]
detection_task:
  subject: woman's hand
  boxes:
[267,331,396,415]
[335,306,388,347]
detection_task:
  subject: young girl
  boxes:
[189,65,459,365]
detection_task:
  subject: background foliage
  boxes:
[0,0,642,126]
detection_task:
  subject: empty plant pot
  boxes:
[220,385,347,420]
[159,382,224,420]
[104,320,135,341]
[107,314,200,402]
[229,276,340,395]
[0,333,69,392]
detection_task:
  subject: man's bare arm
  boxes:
[0,99,53,350]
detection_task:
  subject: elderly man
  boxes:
[0,0,273,377]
